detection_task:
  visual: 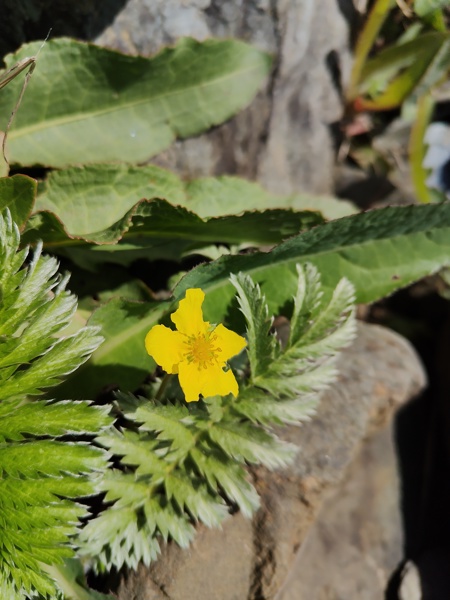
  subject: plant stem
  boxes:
[347,0,396,102]
[155,373,172,401]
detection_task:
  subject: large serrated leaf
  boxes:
[21,165,352,268]
[0,37,272,168]
[31,164,356,237]
[32,166,355,235]
[175,203,450,323]
[0,208,110,600]
[28,199,323,257]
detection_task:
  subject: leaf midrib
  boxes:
[9,64,264,141]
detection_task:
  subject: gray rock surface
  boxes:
[276,423,403,600]
[399,561,422,600]
[117,323,426,600]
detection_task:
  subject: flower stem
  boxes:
[155,374,172,401]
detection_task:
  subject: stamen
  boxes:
[183,329,222,369]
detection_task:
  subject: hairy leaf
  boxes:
[208,421,296,468]
[0,399,110,442]
[231,265,355,422]
[229,272,277,378]
[0,209,110,599]
[175,203,450,324]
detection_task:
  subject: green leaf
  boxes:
[79,490,164,570]
[208,421,296,468]
[174,203,450,325]
[0,175,36,229]
[0,37,272,168]
[347,0,396,101]
[229,272,277,379]
[21,165,338,269]
[79,264,356,573]
[79,475,195,570]
[290,272,355,349]
[34,164,185,239]
[0,208,110,599]
[97,430,166,479]
[0,214,104,399]
[182,176,356,220]
[0,327,103,401]
[0,400,110,442]
[133,403,193,453]
[44,200,322,263]
[31,166,353,239]
[2,475,96,503]
[45,559,116,600]
[288,262,322,347]
[414,1,447,31]
[189,446,260,518]
[414,0,448,16]
[230,390,318,427]
[0,441,106,478]
[164,471,228,528]
[230,264,355,426]
[52,298,163,399]
[358,32,450,110]
[0,433,109,599]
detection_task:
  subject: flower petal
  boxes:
[178,361,239,402]
[200,364,239,399]
[171,288,209,336]
[145,325,185,374]
[177,360,205,402]
[213,323,247,362]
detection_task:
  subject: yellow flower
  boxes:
[145,288,247,402]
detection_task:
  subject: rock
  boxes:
[117,323,426,600]
[398,550,450,600]
[399,561,422,600]
[276,424,403,600]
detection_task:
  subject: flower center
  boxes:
[184,332,221,369]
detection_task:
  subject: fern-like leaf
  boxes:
[231,264,356,422]
[0,209,110,600]
[229,272,277,378]
[79,471,196,571]
[207,420,296,468]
